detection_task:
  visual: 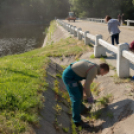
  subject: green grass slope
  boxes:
[0,25,91,133]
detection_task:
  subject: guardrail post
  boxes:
[94,34,106,57]
[70,26,74,34]
[73,26,76,36]
[74,27,77,37]
[77,28,82,40]
[127,20,130,26]
[69,25,72,33]
[67,24,70,32]
[84,31,90,45]
[117,43,129,78]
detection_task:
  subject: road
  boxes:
[63,20,134,44]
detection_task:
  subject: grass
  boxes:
[113,73,131,84]
[97,94,113,107]
[90,109,102,120]
[47,20,57,41]
[90,54,95,59]
[56,73,62,78]
[53,104,62,115]
[0,49,50,133]
[62,127,69,133]
[0,20,92,133]
[71,119,77,134]
[90,82,100,96]
[100,57,106,63]
[107,112,114,119]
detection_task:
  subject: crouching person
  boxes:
[62,60,109,128]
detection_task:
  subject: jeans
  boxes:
[62,65,85,123]
[111,33,119,45]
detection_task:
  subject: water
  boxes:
[0,24,48,57]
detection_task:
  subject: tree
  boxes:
[69,0,134,19]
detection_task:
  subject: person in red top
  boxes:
[129,41,134,52]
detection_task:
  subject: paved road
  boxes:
[63,20,134,44]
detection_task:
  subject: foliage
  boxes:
[62,127,69,133]
[107,112,114,119]
[90,54,95,59]
[0,45,50,133]
[97,94,113,107]
[90,109,102,120]
[0,20,93,133]
[113,73,131,84]
[69,0,134,20]
[0,0,70,23]
[90,82,100,96]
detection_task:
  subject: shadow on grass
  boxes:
[5,68,38,78]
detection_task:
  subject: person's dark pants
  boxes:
[111,33,119,45]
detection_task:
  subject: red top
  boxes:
[130,41,134,50]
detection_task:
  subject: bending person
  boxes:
[105,15,120,45]
[62,60,109,128]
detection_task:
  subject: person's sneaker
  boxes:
[75,121,90,128]
[81,106,92,115]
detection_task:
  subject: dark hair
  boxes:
[100,63,109,72]
[105,15,111,22]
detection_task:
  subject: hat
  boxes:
[130,41,134,51]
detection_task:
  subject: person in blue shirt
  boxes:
[105,15,121,45]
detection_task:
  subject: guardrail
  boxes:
[87,18,106,23]
[57,19,134,78]
[87,18,134,27]
[125,20,134,26]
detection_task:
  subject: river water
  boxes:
[0,24,48,57]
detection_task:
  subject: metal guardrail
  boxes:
[57,19,134,78]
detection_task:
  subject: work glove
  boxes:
[87,97,96,104]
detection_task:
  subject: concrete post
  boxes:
[74,27,77,37]
[73,26,76,36]
[70,26,74,34]
[84,31,90,45]
[77,28,82,40]
[117,43,130,78]
[127,20,130,26]
[94,34,107,57]
[67,24,70,32]
[69,25,72,33]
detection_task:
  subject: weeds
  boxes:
[47,20,57,40]
[62,127,69,133]
[71,119,77,134]
[100,57,106,63]
[90,82,100,96]
[56,73,62,78]
[90,109,102,120]
[53,104,62,115]
[90,54,95,59]
[97,94,113,107]
[107,112,114,119]
[113,74,131,84]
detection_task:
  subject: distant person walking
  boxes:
[118,13,121,23]
[105,15,120,45]
[121,14,125,25]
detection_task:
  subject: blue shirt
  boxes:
[108,19,120,36]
